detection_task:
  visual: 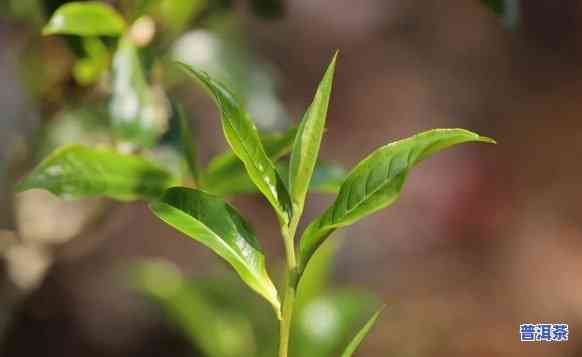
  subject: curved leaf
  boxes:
[299,129,495,269]
[149,187,281,316]
[340,307,384,357]
[178,63,292,224]
[16,144,176,201]
[203,126,298,194]
[289,52,337,219]
[43,2,126,37]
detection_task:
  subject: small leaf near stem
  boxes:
[340,306,385,357]
[178,62,293,226]
[289,52,337,220]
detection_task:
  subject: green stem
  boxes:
[279,224,299,357]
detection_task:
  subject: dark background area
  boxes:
[1,1,582,356]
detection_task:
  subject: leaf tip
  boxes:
[479,135,497,144]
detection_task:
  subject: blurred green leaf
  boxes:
[299,129,495,270]
[149,187,281,316]
[43,2,126,36]
[73,37,109,85]
[16,144,177,201]
[174,102,200,184]
[206,160,345,196]
[203,126,297,194]
[340,307,384,357]
[132,260,257,357]
[159,0,207,33]
[295,238,339,312]
[291,291,378,357]
[39,106,111,156]
[481,0,521,29]
[178,63,292,224]
[110,36,168,148]
[481,0,504,15]
[289,53,337,220]
[250,0,284,19]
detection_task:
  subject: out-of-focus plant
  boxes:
[16,2,496,356]
[132,238,378,357]
[481,0,521,29]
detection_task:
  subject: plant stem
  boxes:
[279,224,299,357]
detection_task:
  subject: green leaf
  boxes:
[295,238,339,312]
[481,0,520,29]
[299,129,495,269]
[291,291,379,357]
[149,187,281,317]
[110,36,167,148]
[16,144,177,201]
[289,53,337,220]
[43,2,126,37]
[340,307,384,357]
[174,102,200,184]
[159,0,208,33]
[206,160,345,196]
[132,260,257,357]
[178,63,292,224]
[73,37,109,86]
[482,0,504,15]
[203,126,297,195]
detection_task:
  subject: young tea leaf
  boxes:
[289,53,337,219]
[43,2,126,37]
[149,187,281,317]
[299,129,495,270]
[340,307,384,357]
[202,126,298,194]
[178,62,292,224]
[16,144,177,201]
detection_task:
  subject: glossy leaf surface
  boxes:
[203,126,298,194]
[149,187,280,315]
[43,2,126,36]
[179,63,292,224]
[289,53,337,219]
[299,129,495,269]
[16,144,176,201]
[340,307,384,357]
